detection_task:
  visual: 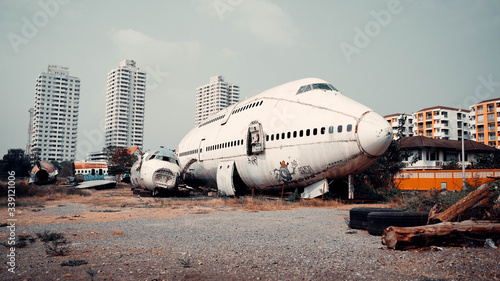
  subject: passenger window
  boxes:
[338,125,343,133]
[329,126,334,134]
[276,134,280,140]
[300,130,304,137]
[313,128,317,135]
[287,132,291,139]
[281,133,285,139]
[306,129,310,136]
[293,131,297,138]
[271,134,274,141]
[347,124,352,132]
[259,101,263,106]
[321,127,325,134]
[266,135,269,142]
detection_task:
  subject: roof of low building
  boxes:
[416,106,470,113]
[399,136,498,152]
[126,146,143,155]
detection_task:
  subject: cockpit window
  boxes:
[155,155,176,163]
[312,83,331,90]
[297,83,339,94]
[328,84,339,91]
[297,86,306,94]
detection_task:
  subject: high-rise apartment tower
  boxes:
[105,60,146,148]
[31,65,80,161]
[195,75,239,125]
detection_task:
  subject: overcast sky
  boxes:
[1,0,500,160]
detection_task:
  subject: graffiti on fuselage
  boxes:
[271,160,297,182]
[76,173,106,181]
[248,155,258,166]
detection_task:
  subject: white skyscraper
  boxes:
[195,75,240,125]
[31,65,80,161]
[105,60,146,148]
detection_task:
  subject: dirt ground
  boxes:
[0,183,498,281]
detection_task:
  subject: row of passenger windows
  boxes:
[206,139,245,152]
[199,114,226,128]
[265,124,353,141]
[232,100,264,115]
[179,149,199,157]
[198,100,265,129]
[75,169,106,175]
[180,124,353,158]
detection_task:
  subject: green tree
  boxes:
[2,149,31,178]
[50,160,74,177]
[107,147,137,175]
[474,150,500,169]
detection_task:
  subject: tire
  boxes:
[349,207,402,230]
[367,211,429,236]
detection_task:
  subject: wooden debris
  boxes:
[382,220,500,250]
[428,184,494,224]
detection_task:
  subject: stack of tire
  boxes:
[349,207,429,236]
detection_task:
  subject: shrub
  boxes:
[36,230,66,243]
[45,240,71,256]
[61,259,88,267]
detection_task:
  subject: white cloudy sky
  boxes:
[1,0,500,160]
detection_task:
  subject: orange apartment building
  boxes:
[385,107,470,141]
[413,106,470,141]
[469,98,500,149]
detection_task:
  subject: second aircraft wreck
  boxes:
[130,147,182,196]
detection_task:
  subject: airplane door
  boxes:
[216,160,236,196]
[198,138,206,162]
[247,121,264,155]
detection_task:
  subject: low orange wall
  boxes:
[394,169,500,191]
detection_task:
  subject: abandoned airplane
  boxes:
[130,147,182,196]
[29,161,58,185]
[73,161,116,189]
[177,77,393,198]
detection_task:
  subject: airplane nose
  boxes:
[356,111,393,157]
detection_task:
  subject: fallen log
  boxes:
[382,220,500,250]
[428,184,493,224]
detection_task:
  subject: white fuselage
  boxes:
[177,78,392,194]
[130,148,182,193]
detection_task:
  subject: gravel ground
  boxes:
[1,204,499,280]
